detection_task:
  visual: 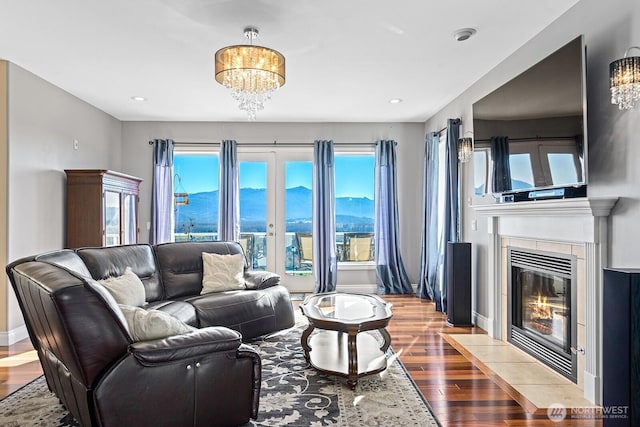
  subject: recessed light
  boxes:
[131,96,146,102]
[453,28,476,42]
[389,98,403,104]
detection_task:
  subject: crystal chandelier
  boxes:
[458,135,474,163]
[610,46,640,110]
[215,27,285,120]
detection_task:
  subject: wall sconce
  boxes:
[610,46,640,110]
[458,132,474,163]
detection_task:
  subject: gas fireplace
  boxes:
[508,247,577,382]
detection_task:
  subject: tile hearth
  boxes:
[444,333,597,412]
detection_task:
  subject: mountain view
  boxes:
[174,186,374,234]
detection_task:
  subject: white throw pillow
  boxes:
[118,305,195,342]
[201,252,246,294]
[98,267,146,307]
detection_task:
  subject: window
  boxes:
[172,153,219,242]
[473,149,488,195]
[509,153,535,190]
[334,153,375,263]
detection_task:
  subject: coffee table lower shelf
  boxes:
[304,330,388,389]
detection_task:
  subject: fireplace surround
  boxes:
[507,247,577,382]
[473,197,618,404]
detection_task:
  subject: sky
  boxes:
[174,153,375,199]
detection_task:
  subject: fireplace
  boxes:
[508,247,577,382]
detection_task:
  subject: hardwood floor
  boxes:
[0,294,602,426]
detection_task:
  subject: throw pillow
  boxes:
[201,252,245,294]
[98,267,146,307]
[118,305,195,342]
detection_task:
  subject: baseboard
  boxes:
[336,283,377,294]
[473,312,491,335]
[0,324,29,346]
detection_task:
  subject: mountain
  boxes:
[174,186,373,232]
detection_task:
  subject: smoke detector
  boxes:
[453,28,476,42]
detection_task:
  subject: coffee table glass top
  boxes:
[301,293,392,323]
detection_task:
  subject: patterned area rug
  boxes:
[0,319,439,427]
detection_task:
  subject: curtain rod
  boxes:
[434,118,461,135]
[474,136,578,143]
[149,140,377,147]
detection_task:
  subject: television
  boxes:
[473,35,587,202]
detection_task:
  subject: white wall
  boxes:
[4,63,121,337]
[425,0,640,320]
[120,121,424,288]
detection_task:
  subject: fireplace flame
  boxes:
[531,293,553,320]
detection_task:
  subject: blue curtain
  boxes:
[312,140,337,293]
[374,140,413,295]
[417,132,440,300]
[218,140,239,242]
[491,136,512,193]
[438,119,461,312]
[150,139,174,244]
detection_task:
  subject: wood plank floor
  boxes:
[0,294,602,426]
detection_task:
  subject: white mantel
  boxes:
[472,197,618,404]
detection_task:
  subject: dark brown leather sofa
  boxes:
[6,241,296,427]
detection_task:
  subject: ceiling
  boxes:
[0,0,580,123]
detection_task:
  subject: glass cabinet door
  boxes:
[104,191,121,246]
[123,193,137,244]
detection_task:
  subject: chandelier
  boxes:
[610,46,640,110]
[215,27,285,120]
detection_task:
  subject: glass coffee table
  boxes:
[299,292,393,389]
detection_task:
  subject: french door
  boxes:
[238,148,314,292]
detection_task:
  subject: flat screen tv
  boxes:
[472,35,587,202]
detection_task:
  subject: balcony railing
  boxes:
[172,231,375,274]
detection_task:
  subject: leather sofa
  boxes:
[6,241,296,427]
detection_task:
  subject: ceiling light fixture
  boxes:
[453,28,476,42]
[130,96,146,101]
[215,27,286,120]
[389,98,403,104]
[610,46,640,110]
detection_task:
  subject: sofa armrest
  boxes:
[244,270,281,290]
[237,344,262,419]
[130,326,242,365]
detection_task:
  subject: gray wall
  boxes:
[425,0,640,319]
[5,63,121,331]
[120,121,424,288]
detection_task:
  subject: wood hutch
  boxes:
[65,169,142,248]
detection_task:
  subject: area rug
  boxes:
[0,319,440,427]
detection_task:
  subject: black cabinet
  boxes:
[446,242,472,326]
[602,268,640,427]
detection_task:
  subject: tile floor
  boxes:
[444,333,598,411]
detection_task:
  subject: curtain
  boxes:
[417,132,440,300]
[218,140,240,242]
[491,136,511,193]
[374,140,413,295]
[150,139,174,244]
[312,140,337,293]
[438,119,461,312]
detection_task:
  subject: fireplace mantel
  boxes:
[472,196,618,404]
[472,197,618,218]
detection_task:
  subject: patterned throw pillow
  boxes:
[201,252,246,294]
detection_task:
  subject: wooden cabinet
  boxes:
[65,170,142,248]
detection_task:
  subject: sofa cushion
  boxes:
[77,245,163,302]
[154,241,244,299]
[117,305,196,342]
[99,267,146,307]
[201,252,245,294]
[35,250,93,277]
[145,300,198,327]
